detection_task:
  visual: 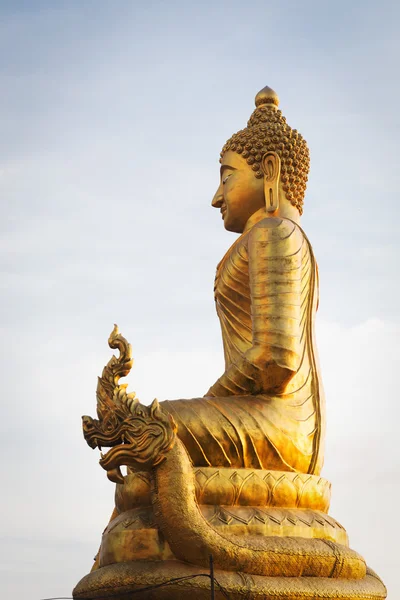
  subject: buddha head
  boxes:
[212,86,310,233]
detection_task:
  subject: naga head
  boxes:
[82,326,177,484]
[82,400,132,451]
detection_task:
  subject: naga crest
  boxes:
[82,325,177,484]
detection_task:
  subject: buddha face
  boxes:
[212,151,265,233]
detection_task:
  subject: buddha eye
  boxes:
[222,174,231,185]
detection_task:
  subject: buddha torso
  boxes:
[162,216,325,475]
[214,216,325,475]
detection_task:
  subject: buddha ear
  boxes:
[261,151,281,213]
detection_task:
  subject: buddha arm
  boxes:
[206,217,303,397]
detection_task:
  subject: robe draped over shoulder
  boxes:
[161,217,325,475]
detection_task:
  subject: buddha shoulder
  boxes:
[248,217,305,253]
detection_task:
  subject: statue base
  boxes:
[73,560,386,599]
[73,467,386,599]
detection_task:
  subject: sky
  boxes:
[1,1,399,598]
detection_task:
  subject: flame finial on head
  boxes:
[255,85,279,108]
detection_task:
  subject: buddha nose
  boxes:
[212,186,224,208]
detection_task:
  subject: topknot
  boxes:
[220,85,310,214]
[254,85,280,108]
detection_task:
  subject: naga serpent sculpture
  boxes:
[82,325,366,581]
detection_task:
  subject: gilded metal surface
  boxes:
[82,325,177,484]
[152,426,365,579]
[222,84,309,213]
[162,213,324,474]
[80,336,364,579]
[97,505,348,567]
[201,505,348,544]
[74,86,386,599]
[74,562,386,600]
[115,467,332,513]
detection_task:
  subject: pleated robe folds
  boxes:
[162,217,325,475]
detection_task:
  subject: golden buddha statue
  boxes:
[161,85,323,476]
[73,86,387,600]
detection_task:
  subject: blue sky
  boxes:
[1,2,399,598]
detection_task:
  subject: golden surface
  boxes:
[115,467,332,512]
[162,211,324,474]
[84,384,364,578]
[74,562,386,600]
[98,505,348,567]
[74,86,386,599]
